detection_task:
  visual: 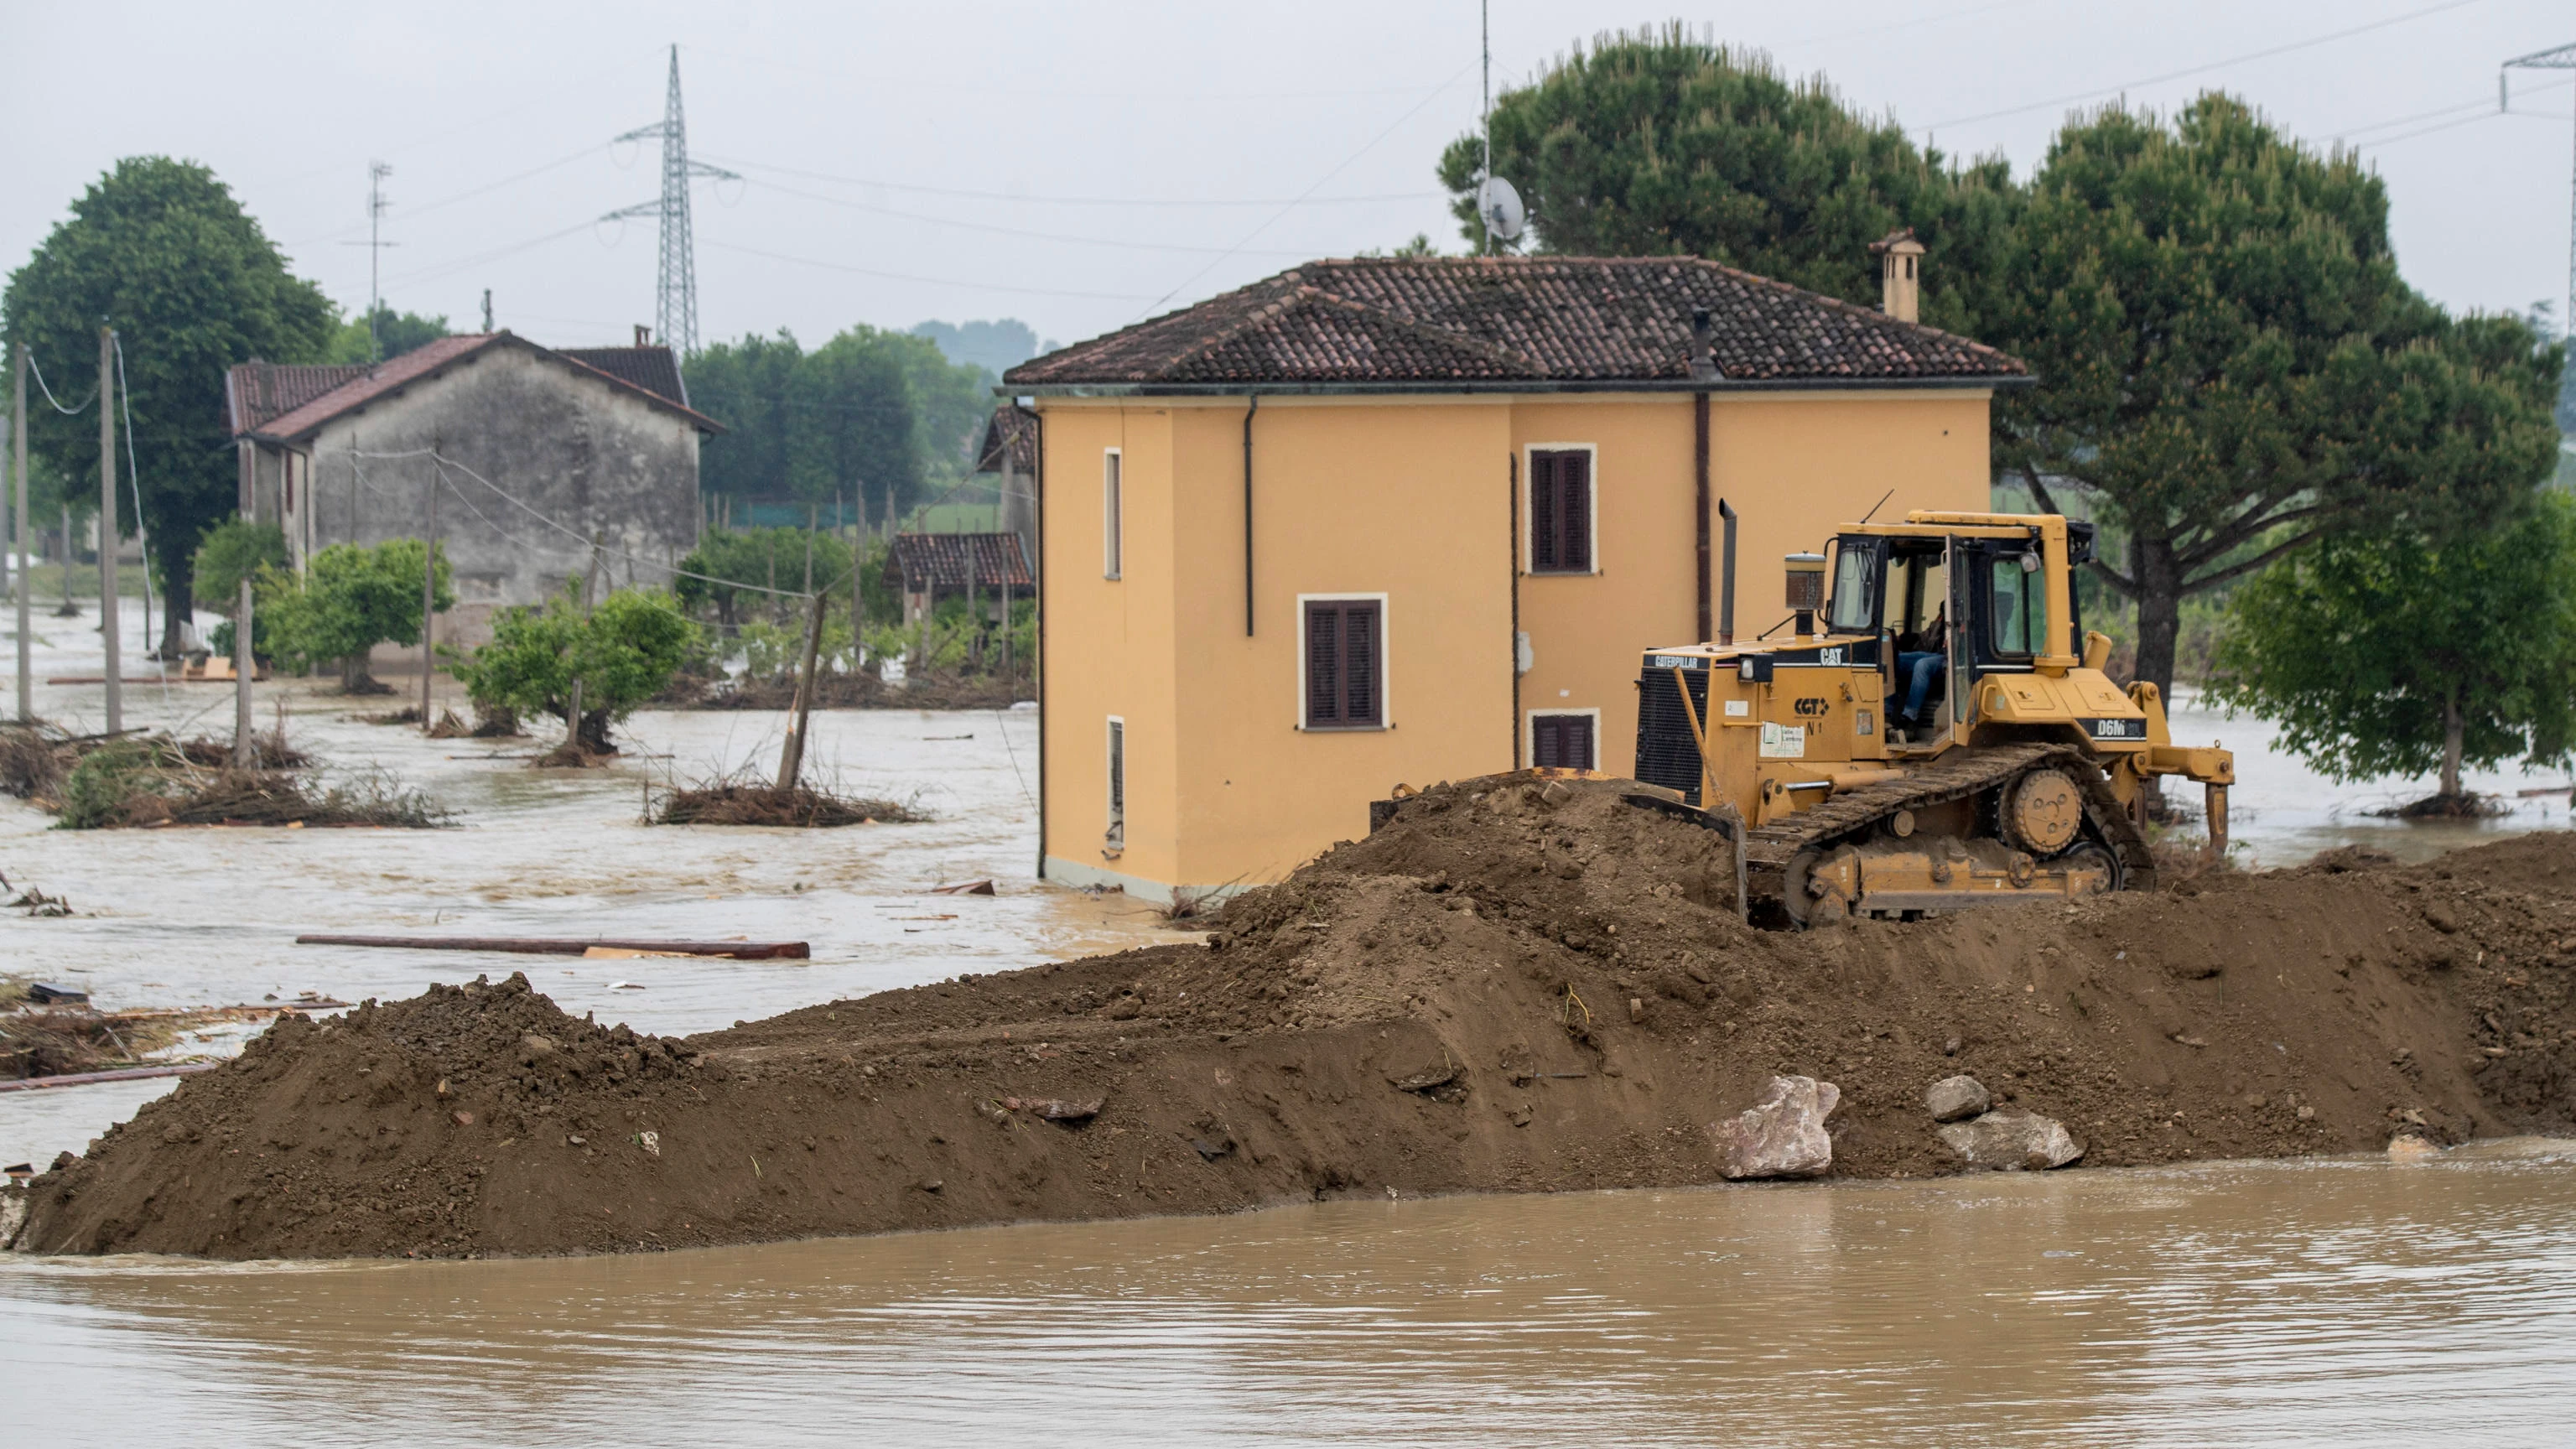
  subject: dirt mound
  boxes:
[649,782,928,827]
[13,776,2575,1259]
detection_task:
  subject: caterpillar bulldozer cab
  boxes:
[1631,511,2233,925]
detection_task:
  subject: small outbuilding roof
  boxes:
[1004,255,2026,393]
[974,406,1037,474]
[226,334,719,441]
[885,532,1035,592]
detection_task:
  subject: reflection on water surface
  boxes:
[7,1142,2574,1446]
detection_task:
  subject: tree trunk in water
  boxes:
[577,707,613,755]
[158,551,193,660]
[2130,532,2184,701]
[2442,690,2464,800]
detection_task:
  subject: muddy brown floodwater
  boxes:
[3,1141,2573,1445]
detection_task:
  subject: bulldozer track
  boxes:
[1741,741,2158,910]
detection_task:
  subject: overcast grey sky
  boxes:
[7,1,2570,356]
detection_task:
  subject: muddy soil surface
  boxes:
[12,776,2575,1259]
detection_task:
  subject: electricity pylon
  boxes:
[605,45,736,356]
[2504,42,2576,339]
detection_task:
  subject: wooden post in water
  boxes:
[13,343,29,722]
[418,462,439,731]
[233,579,255,766]
[98,327,119,734]
[564,529,602,750]
[776,588,827,791]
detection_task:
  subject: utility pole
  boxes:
[480,288,494,333]
[13,343,29,722]
[419,463,439,731]
[98,327,119,734]
[604,46,736,356]
[2505,43,2576,340]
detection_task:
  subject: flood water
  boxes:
[8,602,2576,1439]
[4,1140,2573,1445]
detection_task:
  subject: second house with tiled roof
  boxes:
[225,331,722,647]
[1005,247,2028,903]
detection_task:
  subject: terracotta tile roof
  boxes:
[974,405,1036,474]
[885,532,1035,591]
[226,361,371,434]
[229,334,721,441]
[558,345,690,408]
[1004,256,2026,390]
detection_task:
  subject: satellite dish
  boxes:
[1478,175,1525,244]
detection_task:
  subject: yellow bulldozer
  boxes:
[1628,510,2233,925]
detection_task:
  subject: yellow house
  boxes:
[1005,253,2028,902]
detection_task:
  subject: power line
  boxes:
[702,240,1160,301]
[696,154,1441,210]
[1131,60,1480,324]
[21,354,94,415]
[735,176,1317,258]
[1923,0,2490,131]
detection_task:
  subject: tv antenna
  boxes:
[1478,1,1524,251]
[2503,42,2576,339]
[604,45,737,356]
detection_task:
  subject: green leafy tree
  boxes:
[1434,25,2018,328]
[191,519,288,618]
[2,157,335,657]
[1989,97,2566,699]
[449,587,694,751]
[673,527,857,631]
[884,329,994,488]
[792,327,924,525]
[257,538,453,692]
[2209,491,2576,805]
[323,304,450,364]
[909,318,1045,376]
[685,329,804,500]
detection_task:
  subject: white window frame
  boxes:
[1102,448,1124,580]
[1294,591,1392,731]
[1525,707,1603,771]
[1522,442,1601,576]
[1104,714,1126,854]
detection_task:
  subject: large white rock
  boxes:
[1938,1109,2085,1171]
[1715,1074,1840,1180]
[1924,1074,1992,1123]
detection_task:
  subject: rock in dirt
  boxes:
[1924,1075,1992,1123]
[1938,1109,2085,1171]
[1715,1075,1839,1180]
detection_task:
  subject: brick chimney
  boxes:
[1870,228,1924,324]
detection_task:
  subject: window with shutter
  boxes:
[1103,450,1123,579]
[1528,448,1593,573]
[1532,713,1597,771]
[1104,717,1125,849]
[1301,598,1385,730]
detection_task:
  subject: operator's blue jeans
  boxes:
[1895,652,1943,723]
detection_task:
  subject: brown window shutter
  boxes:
[1343,601,1381,724]
[1306,601,1341,725]
[1529,450,1557,571]
[1534,714,1597,770]
[1560,451,1591,572]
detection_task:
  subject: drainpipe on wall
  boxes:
[1718,499,1739,646]
[1242,394,1258,636]
[1509,450,1522,768]
[1020,400,1047,881]
[1689,307,1718,646]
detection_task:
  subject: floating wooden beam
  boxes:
[294,934,809,960]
